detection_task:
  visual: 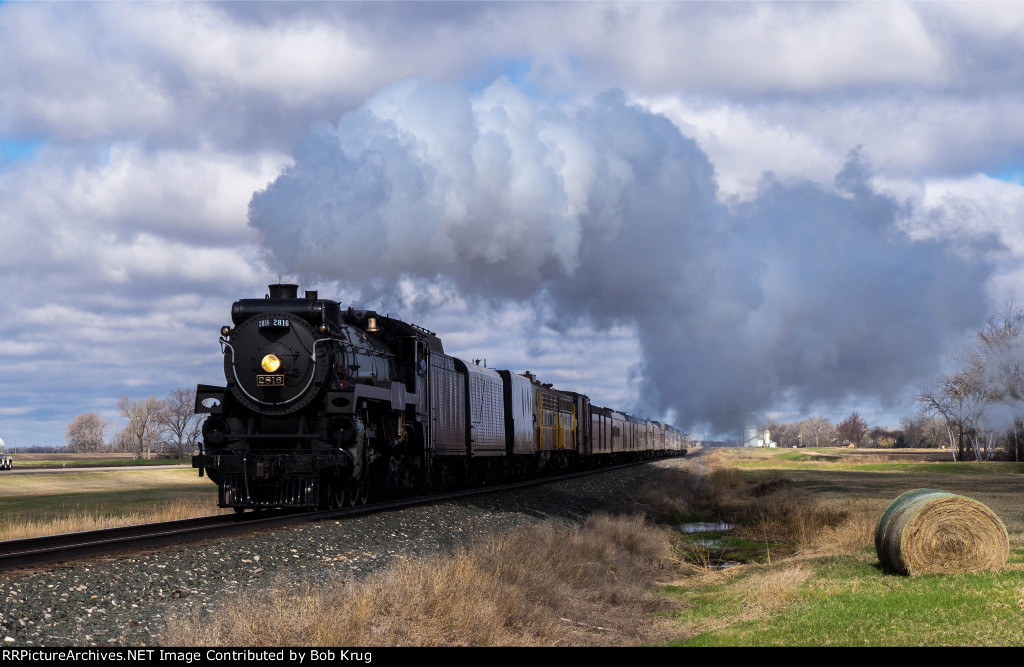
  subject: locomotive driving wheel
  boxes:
[386,454,415,497]
[327,479,346,509]
[353,472,370,505]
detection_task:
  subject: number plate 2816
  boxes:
[257,375,284,386]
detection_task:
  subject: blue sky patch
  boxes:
[467,56,537,96]
[0,138,43,165]
[986,159,1024,184]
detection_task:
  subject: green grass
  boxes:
[772,451,843,463]
[672,523,777,567]
[659,579,749,628]
[670,552,1024,646]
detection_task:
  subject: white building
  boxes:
[743,427,776,448]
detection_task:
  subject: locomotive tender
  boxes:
[192,284,686,511]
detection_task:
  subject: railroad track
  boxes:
[0,456,683,572]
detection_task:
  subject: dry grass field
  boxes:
[11,452,144,462]
[698,447,1024,537]
[3,452,187,469]
[0,467,226,541]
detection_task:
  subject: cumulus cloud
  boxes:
[641,92,1024,205]
[3,3,1021,149]
[3,1,1023,448]
[0,144,281,444]
[250,79,994,434]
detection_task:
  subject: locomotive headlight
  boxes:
[261,353,282,373]
[202,417,229,445]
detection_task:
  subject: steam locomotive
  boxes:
[192,284,686,511]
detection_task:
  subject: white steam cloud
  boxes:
[249,78,993,434]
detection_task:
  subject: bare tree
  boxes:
[117,396,162,460]
[967,304,1024,459]
[798,417,834,448]
[774,421,800,448]
[111,427,132,454]
[65,412,109,453]
[920,304,1024,461]
[899,413,927,448]
[919,415,948,449]
[917,379,965,461]
[1004,418,1024,461]
[837,412,867,447]
[917,368,990,461]
[975,304,1024,405]
[156,388,201,459]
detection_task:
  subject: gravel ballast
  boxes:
[2,458,688,647]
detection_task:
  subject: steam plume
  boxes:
[249,78,993,434]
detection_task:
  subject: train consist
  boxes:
[192,284,686,511]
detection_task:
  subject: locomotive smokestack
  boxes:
[268,284,299,299]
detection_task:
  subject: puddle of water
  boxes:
[691,537,723,548]
[678,521,733,534]
[677,521,742,569]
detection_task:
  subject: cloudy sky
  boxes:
[2,1,1024,448]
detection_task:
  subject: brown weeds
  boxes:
[738,564,813,613]
[166,513,677,647]
[796,500,879,559]
[642,463,852,541]
[0,497,230,541]
[733,487,850,544]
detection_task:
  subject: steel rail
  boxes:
[0,454,684,572]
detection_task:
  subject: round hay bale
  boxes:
[874,488,942,563]
[875,489,1009,575]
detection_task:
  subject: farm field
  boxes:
[3,452,189,469]
[0,466,225,541]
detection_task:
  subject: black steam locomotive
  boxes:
[192,284,686,511]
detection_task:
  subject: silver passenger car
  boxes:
[463,361,505,456]
[499,369,537,456]
[429,352,466,457]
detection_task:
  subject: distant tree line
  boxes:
[917,304,1024,461]
[757,411,950,451]
[64,388,202,459]
[754,305,1024,462]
